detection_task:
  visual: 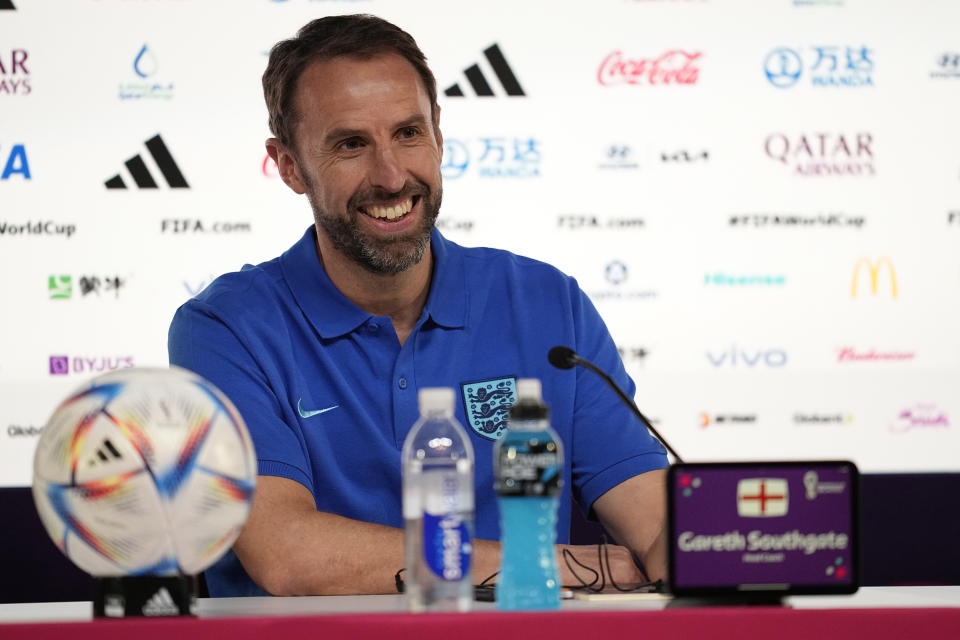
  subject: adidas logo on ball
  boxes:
[142,587,179,616]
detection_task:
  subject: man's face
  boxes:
[289,53,443,274]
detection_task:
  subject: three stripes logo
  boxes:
[86,438,123,468]
[105,134,188,189]
[0,1,15,10]
[444,44,525,98]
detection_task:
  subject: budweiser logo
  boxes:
[598,50,701,86]
[837,348,914,362]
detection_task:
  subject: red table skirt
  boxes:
[3,607,960,640]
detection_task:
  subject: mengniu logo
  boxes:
[889,404,949,434]
[0,49,30,95]
[49,274,126,299]
[598,50,701,86]
[443,44,525,98]
[105,134,188,189]
[49,355,135,376]
[119,44,174,100]
[851,257,896,298]
[1,143,30,179]
[764,46,874,88]
[765,132,874,176]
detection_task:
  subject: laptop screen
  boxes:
[668,461,859,596]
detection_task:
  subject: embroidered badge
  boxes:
[460,376,517,440]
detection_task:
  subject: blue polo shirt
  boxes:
[168,226,667,597]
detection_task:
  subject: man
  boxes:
[169,14,668,597]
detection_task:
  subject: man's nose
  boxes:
[368,147,406,193]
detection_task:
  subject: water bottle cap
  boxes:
[418,387,455,413]
[516,378,542,402]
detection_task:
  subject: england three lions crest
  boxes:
[461,376,517,440]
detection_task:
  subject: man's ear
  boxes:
[266,138,307,195]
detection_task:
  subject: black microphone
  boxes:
[547,345,684,463]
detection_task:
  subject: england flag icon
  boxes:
[737,478,789,517]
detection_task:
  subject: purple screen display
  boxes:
[671,464,855,588]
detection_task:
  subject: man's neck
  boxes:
[313,231,432,347]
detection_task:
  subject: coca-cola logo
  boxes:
[598,50,702,86]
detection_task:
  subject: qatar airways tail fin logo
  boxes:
[737,478,788,517]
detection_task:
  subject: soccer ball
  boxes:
[32,367,257,577]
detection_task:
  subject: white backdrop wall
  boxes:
[1,0,959,486]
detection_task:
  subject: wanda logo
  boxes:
[598,50,702,86]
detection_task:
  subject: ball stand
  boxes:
[93,575,197,618]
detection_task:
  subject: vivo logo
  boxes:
[707,346,787,367]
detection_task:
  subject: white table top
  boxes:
[0,586,957,624]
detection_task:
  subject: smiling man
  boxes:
[168,14,668,597]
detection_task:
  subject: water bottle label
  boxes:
[422,512,472,581]
[495,439,562,497]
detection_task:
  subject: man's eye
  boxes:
[339,138,363,151]
[400,127,419,139]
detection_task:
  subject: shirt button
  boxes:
[368,322,379,333]
[398,377,407,389]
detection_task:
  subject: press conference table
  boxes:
[1,587,958,639]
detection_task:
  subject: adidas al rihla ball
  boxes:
[32,366,256,577]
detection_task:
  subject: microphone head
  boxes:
[548,346,579,370]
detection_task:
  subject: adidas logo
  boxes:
[0,1,15,10]
[444,44,525,97]
[86,438,123,467]
[142,586,180,616]
[105,134,189,189]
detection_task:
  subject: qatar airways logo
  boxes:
[598,50,702,86]
[836,347,914,363]
[765,132,874,176]
[889,404,949,434]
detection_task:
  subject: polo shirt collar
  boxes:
[280,226,468,339]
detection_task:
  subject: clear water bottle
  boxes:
[494,378,563,610]
[402,387,475,612]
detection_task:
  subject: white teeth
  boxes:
[366,198,413,220]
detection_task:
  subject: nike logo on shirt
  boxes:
[297,398,339,418]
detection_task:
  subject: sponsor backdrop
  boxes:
[1,0,959,486]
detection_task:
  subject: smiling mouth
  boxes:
[359,196,417,221]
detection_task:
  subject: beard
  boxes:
[305,176,442,275]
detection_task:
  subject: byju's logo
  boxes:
[764,46,874,88]
[931,53,960,79]
[440,137,541,179]
[105,134,188,189]
[889,404,949,434]
[49,355,135,376]
[444,44,525,97]
[1,143,30,179]
[765,132,874,176]
[598,50,701,86]
[706,346,787,368]
[119,44,174,100]
[851,257,896,298]
[0,49,30,95]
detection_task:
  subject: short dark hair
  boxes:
[262,14,439,150]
